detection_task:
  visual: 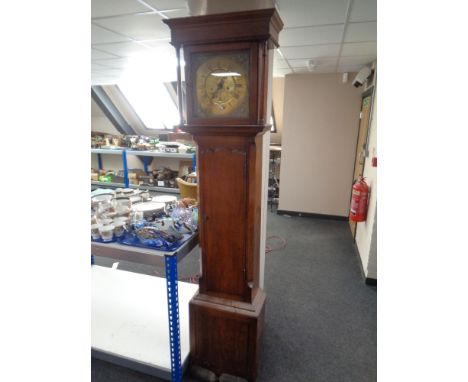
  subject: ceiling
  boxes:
[91,0,376,84]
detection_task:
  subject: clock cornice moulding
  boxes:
[163,8,283,48]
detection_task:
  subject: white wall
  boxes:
[278,73,362,216]
[355,90,377,279]
[271,77,284,145]
[367,209,377,278]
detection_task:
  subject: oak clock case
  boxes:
[184,43,259,125]
[163,8,283,382]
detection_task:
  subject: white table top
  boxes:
[92,265,198,373]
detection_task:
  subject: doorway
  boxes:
[349,90,373,237]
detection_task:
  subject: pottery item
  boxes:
[91,193,113,209]
[99,225,114,242]
[140,191,151,202]
[132,201,165,219]
[152,195,177,212]
[102,211,117,219]
[115,198,131,208]
[99,218,113,226]
[151,217,173,231]
[113,220,126,238]
[91,224,101,240]
[115,205,131,217]
[129,195,142,205]
[114,216,129,225]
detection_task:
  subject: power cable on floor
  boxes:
[178,235,287,283]
[265,235,287,254]
[179,274,201,283]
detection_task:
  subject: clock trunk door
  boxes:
[197,136,249,301]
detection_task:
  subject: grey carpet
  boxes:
[92,211,376,382]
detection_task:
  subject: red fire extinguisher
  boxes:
[349,177,369,222]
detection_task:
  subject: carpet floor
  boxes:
[92,211,376,382]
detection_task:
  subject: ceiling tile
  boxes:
[93,13,169,41]
[277,0,348,27]
[92,0,151,18]
[338,56,375,66]
[273,58,290,69]
[288,57,338,68]
[95,68,125,76]
[92,62,111,70]
[341,42,376,56]
[349,0,377,22]
[137,40,176,59]
[92,76,120,85]
[92,48,119,60]
[344,22,376,43]
[92,58,132,69]
[92,70,111,76]
[280,44,341,59]
[273,68,293,77]
[91,24,131,44]
[139,39,172,49]
[93,41,151,57]
[293,65,337,73]
[315,66,339,73]
[274,49,286,60]
[161,8,190,18]
[279,25,344,46]
[337,64,365,73]
[144,0,188,11]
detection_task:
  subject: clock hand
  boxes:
[210,78,225,101]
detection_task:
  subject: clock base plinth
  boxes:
[189,290,266,382]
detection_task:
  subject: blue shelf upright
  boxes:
[165,254,182,382]
[97,154,103,170]
[143,156,149,175]
[122,150,129,188]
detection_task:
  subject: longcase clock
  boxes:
[164,9,283,382]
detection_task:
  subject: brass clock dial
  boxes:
[192,51,250,118]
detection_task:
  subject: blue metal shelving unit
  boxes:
[90,158,198,380]
[91,146,196,381]
[91,148,195,192]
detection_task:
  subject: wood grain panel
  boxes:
[197,143,247,300]
[189,291,266,382]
